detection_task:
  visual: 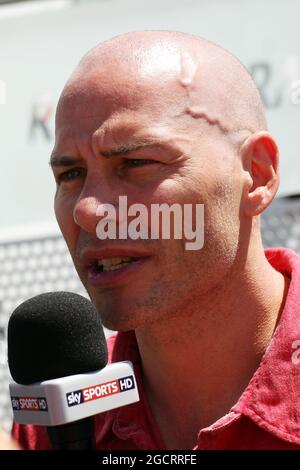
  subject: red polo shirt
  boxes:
[12,248,300,450]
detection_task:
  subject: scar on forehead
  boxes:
[178,51,229,134]
[185,106,229,133]
[179,51,198,88]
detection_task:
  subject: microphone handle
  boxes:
[47,417,96,450]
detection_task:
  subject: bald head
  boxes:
[58,30,266,146]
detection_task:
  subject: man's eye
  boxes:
[125,159,156,168]
[58,168,84,183]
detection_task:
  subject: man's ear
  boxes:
[241,131,279,217]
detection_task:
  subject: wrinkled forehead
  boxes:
[55,80,188,156]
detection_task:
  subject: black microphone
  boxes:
[7,292,109,450]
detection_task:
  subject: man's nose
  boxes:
[74,196,123,235]
[73,196,104,234]
[73,178,121,235]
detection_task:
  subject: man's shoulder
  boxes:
[12,421,50,450]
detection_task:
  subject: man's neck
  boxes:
[135,245,289,449]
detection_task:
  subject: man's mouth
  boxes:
[84,250,151,288]
[92,256,140,273]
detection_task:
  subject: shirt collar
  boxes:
[232,248,300,444]
[96,330,165,449]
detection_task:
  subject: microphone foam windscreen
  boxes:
[8,292,108,385]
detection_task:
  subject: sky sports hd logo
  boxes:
[66,375,135,407]
[11,397,48,412]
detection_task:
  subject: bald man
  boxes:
[13,31,300,450]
